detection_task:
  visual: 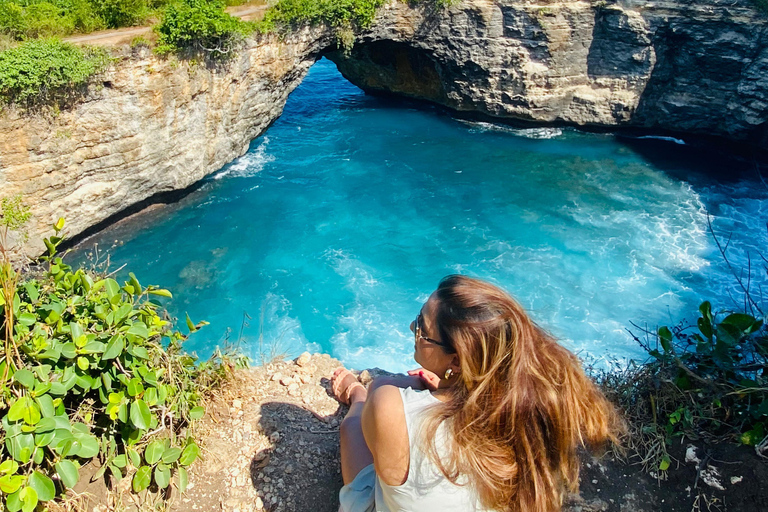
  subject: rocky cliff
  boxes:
[2,0,767,253]
[329,0,768,146]
[0,27,334,255]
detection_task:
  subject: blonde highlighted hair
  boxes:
[423,275,624,512]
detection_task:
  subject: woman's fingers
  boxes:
[407,368,441,391]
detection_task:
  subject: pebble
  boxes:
[296,352,312,366]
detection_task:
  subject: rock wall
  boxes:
[2,0,768,254]
[329,0,768,146]
[0,28,334,255]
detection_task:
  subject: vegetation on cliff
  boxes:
[0,38,108,107]
[259,0,385,31]
[0,201,245,510]
[154,0,252,59]
[596,239,768,473]
[0,0,251,42]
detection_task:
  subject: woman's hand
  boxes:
[407,368,441,391]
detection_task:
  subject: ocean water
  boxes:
[71,58,768,372]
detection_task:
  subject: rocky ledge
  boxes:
[77,353,768,512]
[329,0,768,146]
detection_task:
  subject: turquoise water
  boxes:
[72,58,768,371]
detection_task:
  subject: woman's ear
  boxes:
[450,354,461,373]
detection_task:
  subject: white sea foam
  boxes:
[637,135,686,145]
[213,138,275,180]
[461,120,563,139]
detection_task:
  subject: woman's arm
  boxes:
[367,368,441,394]
[361,384,410,486]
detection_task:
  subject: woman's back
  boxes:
[374,387,488,512]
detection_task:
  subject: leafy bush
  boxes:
[94,0,151,28]
[0,38,108,107]
[0,0,108,40]
[0,218,246,510]
[154,0,250,59]
[259,0,386,32]
[603,300,768,473]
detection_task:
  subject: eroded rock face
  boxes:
[0,28,333,255]
[329,0,768,144]
[2,0,768,254]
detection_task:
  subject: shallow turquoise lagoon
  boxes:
[72,58,768,371]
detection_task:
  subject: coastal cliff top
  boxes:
[76,353,768,512]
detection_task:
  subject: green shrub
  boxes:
[0,38,108,107]
[260,0,386,31]
[94,0,151,28]
[604,300,768,473]
[154,0,250,59]
[0,219,246,510]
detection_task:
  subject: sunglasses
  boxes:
[414,313,452,350]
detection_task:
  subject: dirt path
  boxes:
[64,3,268,47]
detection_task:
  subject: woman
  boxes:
[331,275,623,512]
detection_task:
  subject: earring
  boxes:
[444,368,453,380]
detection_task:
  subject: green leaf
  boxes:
[154,463,171,489]
[69,322,84,345]
[127,378,144,398]
[177,466,189,493]
[19,486,37,512]
[189,406,205,421]
[697,316,713,339]
[101,334,125,361]
[659,455,671,471]
[161,447,182,465]
[144,440,164,465]
[721,313,757,332]
[144,387,158,406]
[17,312,36,326]
[186,313,197,333]
[179,442,199,466]
[148,288,173,298]
[35,417,56,433]
[0,460,19,475]
[73,433,100,458]
[127,448,141,468]
[132,466,152,493]
[112,454,127,468]
[657,326,672,354]
[13,369,35,389]
[130,345,149,359]
[128,272,142,295]
[8,397,27,422]
[0,474,24,494]
[6,488,22,512]
[55,460,79,488]
[104,278,121,302]
[127,322,149,339]
[28,471,55,502]
[76,356,89,371]
[130,399,151,430]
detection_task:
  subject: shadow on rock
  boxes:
[250,401,344,512]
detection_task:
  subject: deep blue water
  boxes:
[71,58,768,371]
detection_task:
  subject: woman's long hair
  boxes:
[423,275,624,512]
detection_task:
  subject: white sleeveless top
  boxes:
[373,387,489,511]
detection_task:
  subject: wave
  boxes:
[461,120,563,139]
[212,137,275,180]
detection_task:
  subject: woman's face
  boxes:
[410,292,457,377]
